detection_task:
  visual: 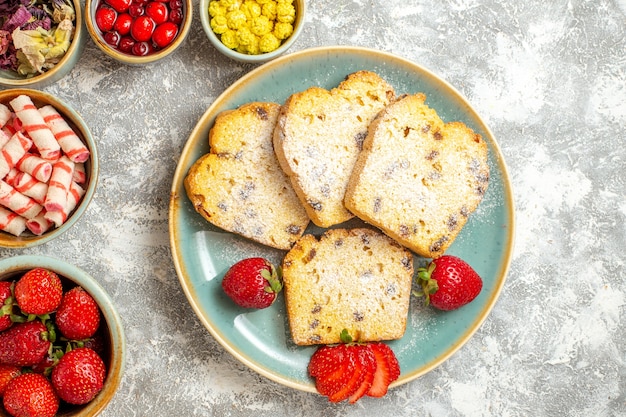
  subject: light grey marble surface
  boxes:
[1,0,625,416]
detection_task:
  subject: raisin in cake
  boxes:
[282,228,414,346]
[184,102,309,250]
[273,71,395,228]
[345,93,490,259]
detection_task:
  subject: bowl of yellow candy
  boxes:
[200,0,305,64]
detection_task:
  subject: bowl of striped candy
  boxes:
[0,89,98,248]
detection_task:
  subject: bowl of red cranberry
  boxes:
[0,255,125,417]
[85,0,192,65]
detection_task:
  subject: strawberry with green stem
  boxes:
[222,258,283,309]
[51,347,106,405]
[14,268,63,317]
[0,320,52,367]
[415,255,483,311]
[55,286,101,340]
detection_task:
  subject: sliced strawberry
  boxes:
[327,345,365,403]
[309,344,352,397]
[348,344,376,404]
[309,344,346,378]
[366,342,401,398]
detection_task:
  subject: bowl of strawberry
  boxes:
[85,0,192,65]
[0,255,125,417]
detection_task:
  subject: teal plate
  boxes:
[169,46,515,394]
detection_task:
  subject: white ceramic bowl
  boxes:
[200,0,305,64]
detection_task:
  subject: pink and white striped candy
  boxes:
[13,171,48,204]
[26,211,54,236]
[0,131,33,180]
[44,156,74,212]
[0,104,12,128]
[10,95,61,161]
[0,129,10,149]
[72,162,86,184]
[16,152,53,183]
[0,206,26,236]
[0,180,43,220]
[44,181,84,228]
[39,105,90,163]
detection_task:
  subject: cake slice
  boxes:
[345,93,490,259]
[273,71,395,228]
[184,102,309,250]
[282,228,414,346]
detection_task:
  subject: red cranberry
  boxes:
[113,13,133,36]
[152,21,178,48]
[95,6,117,32]
[131,15,155,42]
[169,8,183,25]
[128,3,144,17]
[104,0,131,13]
[118,36,135,53]
[132,41,153,56]
[103,30,120,46]
[145,2,168,25]
[169,0,183,10]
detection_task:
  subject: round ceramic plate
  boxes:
[169,46,515,393]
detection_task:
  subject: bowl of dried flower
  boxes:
[0,0,85,88]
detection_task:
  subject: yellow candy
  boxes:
[208,1,225,17]
[250,15,273,36]
[261,1,277,20]
[210,15,229,34]
[259,33,281,53]
[273,21,293,40]
[241,1,262,19]
[226,9,247,29]
[276,2,295,23]
[222,0,241,12]
[220,29,240,49]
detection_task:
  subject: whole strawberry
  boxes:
[416,255,483,311]
[0,364,21,396]
[222,258,282,309]
[14,268,63,316]
[55,286,101,340]
[51,347,106,405]
[3,373,59,417]
[0,321,51,367]
[0,281,14,331]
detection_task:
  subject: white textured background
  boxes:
[1,0,624,416]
